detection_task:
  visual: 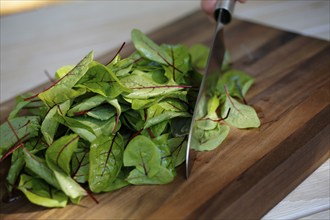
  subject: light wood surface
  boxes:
[1,1,329,219]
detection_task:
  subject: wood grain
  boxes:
[0,10,329,219]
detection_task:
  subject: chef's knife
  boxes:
[186,0,236,178]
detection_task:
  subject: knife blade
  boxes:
[186,0,236,178]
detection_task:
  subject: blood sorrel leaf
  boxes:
[189,44,209,70]
[144,109,190,129]
[38,51,93,107]
[152,134,175,172]
[77,62,130,98]
[162,44,190,84]
[71,146,89,183]
[6,148,25,192]
[221,96,260,129]
[217,69,254,101]
[131,29,172,65]
[101,170,129,192]
[55,65,75,79]
[125,165,174,185]
[192,124,230,151]
[46,134,79,175]
[86,106,116,121]
[168,137,187,167]
[18,174,68,208]
[67,95,106,116]
[46,159,87,200]
[0,116,40,158]
[121,70,188,99]
[39,87,86,108]
[41,100,71,145]
[89,134,124,193]
[41,107,59,146]
[8,98,31,119]
[6,139,48,192]
[23,148,60,189]
[57,116,96,142]
[123,135,161,175]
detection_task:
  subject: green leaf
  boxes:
[152,134,175,172]
[6,148,25,192]
[125,166,174,185]
[77,62,130,98]
[67,95,106,116]
[123,135,174,184]
[41,100,71,145]
[168,137,187,167]
[0,116,40,158]
[86,105,116,121]
[222,96,260,128]
[38,51,93,107]
[6,139,48,192]
[46,159,87,200]
[121,70,186,99]
[123,135,161,175]
[131,29,172,65]
[23,148,60,189]
[89,134,124,193]
[217,69,254,101]
[101,170,130,192]
[18,174,68,208]
[8,96,31,119]
[162,44,190,84]
[57,116,96,142]
[55,65,75,79]
[192,124,230,151]
[41,106,59,145]
[189,44,209,69]
[46,134,79,175]
[71,145,89,184]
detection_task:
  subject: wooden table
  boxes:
[1,9,329,219]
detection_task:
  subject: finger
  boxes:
[201,0,217,17]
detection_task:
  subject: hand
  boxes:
[201,0,246,18]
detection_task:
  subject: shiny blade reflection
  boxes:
[185,22,226,178]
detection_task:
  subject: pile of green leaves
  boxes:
[0,29,259,208]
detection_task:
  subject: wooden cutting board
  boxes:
[0,10,329,219]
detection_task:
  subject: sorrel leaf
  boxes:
[23,148,60,189]
[38,51,93,107]
[46,134,79,175]
[89,134,124,193]
[18,174,68,208]
[0,116,40,158]
[222,95,260,129]
[131,29,172,65]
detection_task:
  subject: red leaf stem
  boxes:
[224,84,242,115]
[106,42,126,66]
[55,136,80,165]
[0,133,30,162]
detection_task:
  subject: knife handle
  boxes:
[214,0,236,24]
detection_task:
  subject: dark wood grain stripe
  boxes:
[235,31,299,65]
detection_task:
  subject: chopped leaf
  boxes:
[221,95,260,129]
